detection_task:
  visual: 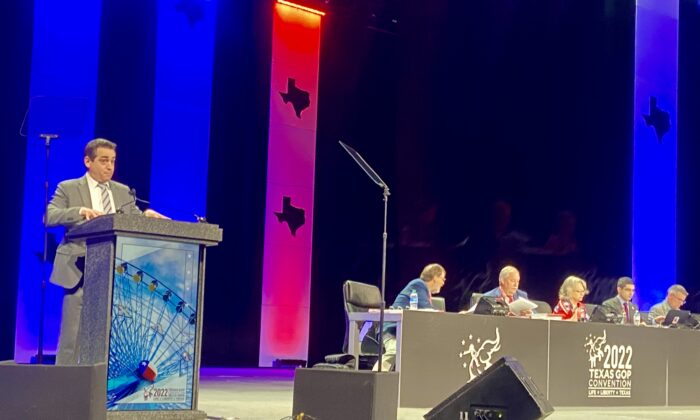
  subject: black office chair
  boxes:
[469,292,484,309]
[585,303,598,317]
[530,299,552,314]
[432,296,446,311]
[430,296,445,312]
[318,280,382,369]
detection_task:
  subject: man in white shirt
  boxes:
[46,138,167,364]
[601,277,639,325]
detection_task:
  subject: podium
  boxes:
[67,214,222,419]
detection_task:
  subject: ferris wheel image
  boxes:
[106,238,199,411]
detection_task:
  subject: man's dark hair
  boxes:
[84,138,117,160]
[617,277,634,289]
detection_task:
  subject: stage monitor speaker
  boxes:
[424,356,553,420]
[0,360,107,420]
[293,368,399,420]
[474,296,509,316]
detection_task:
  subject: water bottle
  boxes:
[409,289,418,310]
[633,311,641,326]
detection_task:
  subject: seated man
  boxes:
[648,284,688,325]
[601,277,640,325]
[483,265,532,316]
[374,263,446,371]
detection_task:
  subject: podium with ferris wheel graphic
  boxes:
[67,214,222,419]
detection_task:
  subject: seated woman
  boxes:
[553,275,589,321]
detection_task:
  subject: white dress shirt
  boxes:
[85,173,115,214]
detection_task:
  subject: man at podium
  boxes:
[46,138,167,365]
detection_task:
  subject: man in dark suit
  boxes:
[601,277,639,325]
[47,138,167,364]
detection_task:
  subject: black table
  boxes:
[397,311,700,408]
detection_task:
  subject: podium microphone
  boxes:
[116,188,150,214]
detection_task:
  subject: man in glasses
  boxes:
[373,263,446,371]
[648,284,688,325]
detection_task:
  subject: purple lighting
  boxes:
[632,0,679,309]
[15,0,102,362]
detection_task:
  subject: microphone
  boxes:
[131,188,150,205]
[116,188,150,214]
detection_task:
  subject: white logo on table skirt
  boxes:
[459,328,501,382]
[584,330,633,398]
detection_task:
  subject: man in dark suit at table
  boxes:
[601,277,640,325]
[47,138,167,365]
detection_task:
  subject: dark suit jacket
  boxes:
[47,175,141,288]
[601,296,639,324]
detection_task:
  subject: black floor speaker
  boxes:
[0,360,107,420]
[293,368,399,420]
[424,356,553,420]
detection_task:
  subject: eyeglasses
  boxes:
[670,294,686,304]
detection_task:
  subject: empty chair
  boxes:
[530,299,552,314]
[319,280,383,369]
[432,296,446,311]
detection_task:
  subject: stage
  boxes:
[198,368,700,420]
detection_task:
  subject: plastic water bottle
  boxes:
[409,289,418,310]
[633,311,641,326]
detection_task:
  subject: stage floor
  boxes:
[198,368,700,420]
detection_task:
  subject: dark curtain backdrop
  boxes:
[677,0,700,312]
[0,0,33,361]
[308,0,636,364]
[202,0,272,365]
[5,0,700,366]
[94,0,157,196]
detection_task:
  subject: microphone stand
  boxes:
[38,133,58,364]
[378,184,390,372]
[339,141,390,372]
[19,96,90,364]
[115,189,150,214]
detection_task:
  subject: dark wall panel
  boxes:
[677,0,700,312]
[202,0,272,366]
[0,0,34,360]
[308,0,636,364]
[94,0,157,198]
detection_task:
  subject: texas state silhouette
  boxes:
[643,96,671,142]
[274,196,306,236]
[280,78,310,118]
